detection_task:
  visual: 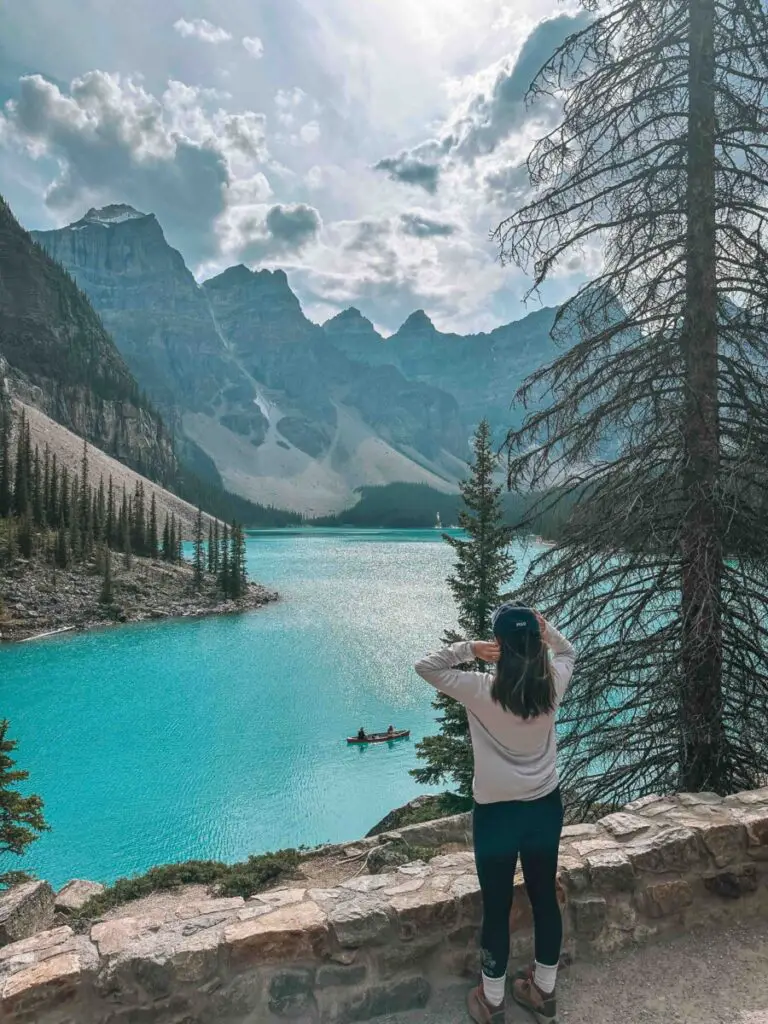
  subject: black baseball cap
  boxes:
[492,602,540,639]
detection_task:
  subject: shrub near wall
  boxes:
[1,787,768,1023]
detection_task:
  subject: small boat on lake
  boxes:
[347,729,410,745]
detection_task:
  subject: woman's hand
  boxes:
[472,640,501,663]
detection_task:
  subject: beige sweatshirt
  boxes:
[414,620,576,803]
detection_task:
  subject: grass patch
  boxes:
[74,849,301,922]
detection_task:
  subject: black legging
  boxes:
[473,786,564,979]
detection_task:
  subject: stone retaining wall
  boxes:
[2,787,768,1023]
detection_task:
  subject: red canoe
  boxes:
[347,730,410,745]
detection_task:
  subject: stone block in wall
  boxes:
[0,881,55,946]
[269,968,317,1018]
[584,849,636,892]
[704,865,758,899]
[316,963,367,989]
[570,895,607,940]
[328,898,392,949]
[331,976,431,1023]
[624,796,677,817]
[54,879,105,916]
[724,786,768,807]
[558,854,588,893]
[561,823,600,840]
[625,826,702,874]
[697,821,747,868]
[224,901,329,965]
[676,792,722,807]
[735,809,768,859]
[0,931,98,1019]
[375,934,445,979]
[389,886,459,942]
[640,879,694,919]
[450,873,482,921]
[597,813,652,840]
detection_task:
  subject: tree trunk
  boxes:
[680,0,726,791]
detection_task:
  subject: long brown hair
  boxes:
[490,627,555,719]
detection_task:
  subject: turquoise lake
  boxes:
[0,529,538,889]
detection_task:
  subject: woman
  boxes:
[414,603,576,1024]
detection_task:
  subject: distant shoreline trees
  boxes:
[0,408,250,599]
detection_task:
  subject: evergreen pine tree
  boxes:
[48,455,58,528]
[219,523,230,597]
[236,524,248,596]
[176,517,183,563]
[148,493,159,559]
[59,467,70,528]
[55,525,70,569]
[106,476,115,548]
[0,720,48,868]
[119,491,129,552]
[95,478,106,543]
[79,439,93,557]
[193,508,205,588]
[31,447,43,527]
[68,474,81,562]
[123,501,133,570]
[132,482,146,556]
[162,513,171,561]
[99,545,113,604]
[412,420,516,799]
[0,411,12,519]
[13,410,29,517]
[42,445,50,525]
[228,521,239,597]
[212,520,220,575]
[169,514,177,564]
[207,521,215,574]
[17,514,33,560]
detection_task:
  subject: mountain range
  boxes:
[31,204,564,515]
[0,197,175,483]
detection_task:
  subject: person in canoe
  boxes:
[357,727,367,742]
[386,725,394,737]
[414,604,576,1024]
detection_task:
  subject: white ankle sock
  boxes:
[534,960,558,994]
[481,972,506,1006]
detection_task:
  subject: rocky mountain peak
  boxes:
[76,204,149,227]
[324,307,375,331]
[397,309,436,333]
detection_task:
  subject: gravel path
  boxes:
[383,919,768,1023]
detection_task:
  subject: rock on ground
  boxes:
[55,880,105,916]
[0,882,55,946]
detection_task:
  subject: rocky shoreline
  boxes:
[0,555,278,643]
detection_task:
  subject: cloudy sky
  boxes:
[0,0,590,334]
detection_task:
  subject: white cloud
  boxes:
[1,0,591,332]
[216,201,322,262]
[242,36,264,59]
[298,121,321,145]
[0,71,272,261]
[173,17,232,44]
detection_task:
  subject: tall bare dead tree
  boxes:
[493,0,768,813]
